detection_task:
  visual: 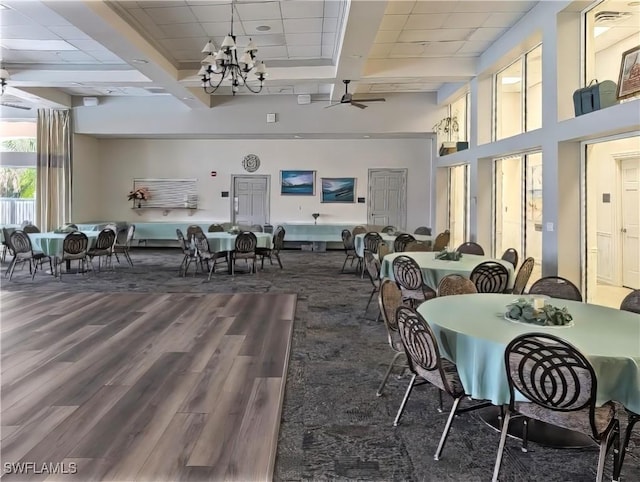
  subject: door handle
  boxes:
[621,228,627,233]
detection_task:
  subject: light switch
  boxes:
[266,113,277,123]
[545,222,554,232]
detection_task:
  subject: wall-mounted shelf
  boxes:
[132,207,197,217]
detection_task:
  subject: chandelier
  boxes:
[198,2,267,95]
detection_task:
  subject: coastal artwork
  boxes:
[280,170,315,195]
[321,177,356,203]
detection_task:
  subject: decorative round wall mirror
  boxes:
[242,154,260,172]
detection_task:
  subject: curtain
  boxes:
[36,109,71,232]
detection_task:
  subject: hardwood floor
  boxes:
[0,291,296,481]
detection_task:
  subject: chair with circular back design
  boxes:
[176,228,197,276]
[620,289,640,314]
[232,231,258,275]
[511,257,535,295]
[6,230,52,280]
[470,261,510,293]
[340,229,358,273]
[528,276,582,302]
[257,226,285,269]
[114,224,135,267]
[414,226,432,236]
[376,279,406,397]
[382,225,396,234]
[392,255,436,306]
[437,274,478,297]
[207,223,225,233]
[87,228,117,271]
[456,241,485,255]
[57,232,91,276]
[363,232,383,255]
[404,240,431,252]
[186,225,204,241]
[492,333,620,482]
[432,230,451,251]
[22,224,40,234]
[363,251,382,318]
[393,233,416,252]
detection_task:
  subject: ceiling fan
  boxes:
[0,102,31,110]
[325,80,386,109]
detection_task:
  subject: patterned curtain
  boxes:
[36,109,71,232]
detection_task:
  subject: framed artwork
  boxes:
[321,177,356,203]
[280,170,315,195]
[617,45,640,100]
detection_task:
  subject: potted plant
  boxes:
[128,187,150,208]
[433,114,467,155]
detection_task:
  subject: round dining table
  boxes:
[28,231,100,257]
[380,252,515,291]
[204,232,272,252]
[417,293,640,413]
[354,232,433,258]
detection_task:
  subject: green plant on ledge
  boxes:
[433,115,459,142]
[506,298,574,326]
[435,249,462,261]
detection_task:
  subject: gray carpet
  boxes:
[1,248,638,481]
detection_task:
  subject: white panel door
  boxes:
[368,169,407,229]
[621,158,639,289]
[233,175,269,226]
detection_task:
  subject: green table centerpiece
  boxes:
[435,249,462,261]
[505,297,574,327]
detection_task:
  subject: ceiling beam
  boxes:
[43,0,211,109]
[5,86,71,109]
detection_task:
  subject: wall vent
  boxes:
[594,11,632,23]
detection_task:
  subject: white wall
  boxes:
[594,33,640,84]
[72,134,102,222]
[84,137,432,229]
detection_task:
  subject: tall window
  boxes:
[436,93,470,152]
[584,0,640,98]
[0,121,37,224]
[448,164,469,249]
[494,45,542,140]
[494,152,543,282]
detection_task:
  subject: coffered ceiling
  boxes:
[0,0,540,111]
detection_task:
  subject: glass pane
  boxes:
[525,45,542,131]
[450,94,467,142]
[495,60,523,140]
[525,153,543,284]
[494,157,523,258]
[448,165,468,248]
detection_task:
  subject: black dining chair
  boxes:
[470,261,509,293]
[528,276,582,302]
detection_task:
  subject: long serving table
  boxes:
[380,252,515,291]
[354,233,433,258]
[418,293,640,445]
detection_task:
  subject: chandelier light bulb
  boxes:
[201,41,215,54]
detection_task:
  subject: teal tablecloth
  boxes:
[28,231,99,257]
[280,223,355,242]
[418,294,640,412]
[354,233,433,257]
[134,223,213,241]
[205,232,272,252]
[380,252,515,290]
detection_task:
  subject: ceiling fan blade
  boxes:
[350,101,368,109]
[324,103,342,109]
[1,102,32,110]
[357,97,386,103]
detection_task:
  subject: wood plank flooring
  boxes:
[0,291,296,481]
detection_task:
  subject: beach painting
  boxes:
[281,170,315,195]
[321,177,356,203]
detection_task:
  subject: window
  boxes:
[584,0,640,93]
[493,152,543,283]
[494,45,542,140]
[448,164,469,249]
[436,93,470,152]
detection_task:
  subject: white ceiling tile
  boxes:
[384,1,416,15]
[143,6,199,25]
[187,1,232,5]
[170,49,202,62]
[159,23,207,38]
[389,42,425,57]
[88,50,128,64]
[412,1,460,14]
[242,19,283,35]
[404,13,448,29]
[126,8,169,39]
[287,45,321,58]
[445,12,491,28]
[137,1,187,7]
[0,38,77,51]
[68,38,111,52]
[256,45,288,59]
[468,27,508,41]
[482,11,526,28]
[367,43,393,59]
[323,0,342,18]
[457,40,493,54]
[321,44,334,57]
[322,16,338,33]
[321,32,335,45]
[374,30,400,44]
[455,1,536,13]
[398,28,472,42]
[235,2,282,21]
[249,33,286,47]
[284,18,323,34]
[0,49,63,63]
[0,25,60,40]
[201,21,244,37]
[281,1,324,19]
[284,32,321,46]
[160,37,210,52]
[189,4,233,22]
[0,10,35,27]
[48,25,92,40]
[379,14,408,30]
[424,41,465,54]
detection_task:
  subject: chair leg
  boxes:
[437,389,444,413]
[377,352,403,397]
[492,408,512,482]
[393,374,416,427]
[364,288,376,315]
[6,257,17,280]
[521,417,529,452]
[341,255,349,272]
[276,253,282,269]
[617,411,639,481]
[125,249,133,267]
[434,395,462,460]
[596,420,619,482]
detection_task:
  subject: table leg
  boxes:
[478,406,594,449]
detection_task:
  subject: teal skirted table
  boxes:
[417,294,640,414]
[380,252,515,291]
[28,231,99,257]
[204,232,272,252]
